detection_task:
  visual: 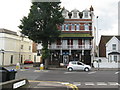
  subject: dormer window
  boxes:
[84,12,88,18]
[73,12,77,18]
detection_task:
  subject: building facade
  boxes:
[48,6,95,66]
[0,28,39,66]
[99,35,120,63]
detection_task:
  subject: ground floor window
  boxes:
[114,55,117,63]
[108,55,119,63]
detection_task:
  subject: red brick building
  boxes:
[48,6,95,66]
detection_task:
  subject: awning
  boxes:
[108,52,120,55]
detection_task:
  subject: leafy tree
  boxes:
[19,2,64,69]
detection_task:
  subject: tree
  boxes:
[19,2,64,69]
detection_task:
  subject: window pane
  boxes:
[84,12,88,18]
[84,24,89,30]
[112,44,116,50]
[76,24,80,30]
[114,55,117,63]
[74,12,77,18]
[71,24,74,30]
[66,24,69,31]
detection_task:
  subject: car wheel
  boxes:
[84,67,89,72]
[68,67,73,71]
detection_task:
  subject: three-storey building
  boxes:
[48,6,95,66]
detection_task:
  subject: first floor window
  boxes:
[112,44,116,50]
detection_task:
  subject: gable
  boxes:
[106,36,120,46]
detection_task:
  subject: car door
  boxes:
[76,62,84,70]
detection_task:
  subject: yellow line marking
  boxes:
[28,80,78,90]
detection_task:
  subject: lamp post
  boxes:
[0,49,5,66]
[96,16,100,70]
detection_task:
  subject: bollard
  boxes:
[40,64,44,70]
[16,63,20,70]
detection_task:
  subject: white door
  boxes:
[63,55,69,65]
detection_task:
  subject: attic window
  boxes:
[84,12,88,18]
[112,44,116,50]
[73,12,77,18]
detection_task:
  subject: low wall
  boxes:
[93,57,119,68]
[0,78,30,90]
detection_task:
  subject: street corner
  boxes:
[28,80,78,90]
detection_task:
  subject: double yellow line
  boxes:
[65,83,79,90]
[29,80,79,90]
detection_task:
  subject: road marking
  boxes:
[88,71,96,74]
[85,82,94,86]
[115,72,119,74]
[34,70,49,72]
[61,82,70,85]
[108,82,119,86]
[64,72,77,74]
[73,82,81,86]
[97,82,107,85]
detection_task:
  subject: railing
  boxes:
[48,45,92,50]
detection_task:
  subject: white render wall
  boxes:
[0,31,38,66]
[93,57,119,68]
[106,36,120,58]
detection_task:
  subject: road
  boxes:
[12,67,120,90]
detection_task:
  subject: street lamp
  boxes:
[96,16,100,70]
[0,49,5,66]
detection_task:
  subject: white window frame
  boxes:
[114,55,117,63]
[112,44,116,50]
[76,24,80,31]
[84,24,89,31]
[71,24,75,31]
[66,24,69,31]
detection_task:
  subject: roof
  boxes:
[0,28,18,36]
[99,35,120,45]
[59,33,93,38]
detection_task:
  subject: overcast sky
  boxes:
[0,0,119,37]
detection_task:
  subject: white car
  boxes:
[67,61,91,72]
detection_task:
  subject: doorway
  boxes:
[63,55,69,65]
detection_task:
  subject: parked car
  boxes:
[24,60,33,64]
[67,61,91,72]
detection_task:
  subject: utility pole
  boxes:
[96,16,100,70]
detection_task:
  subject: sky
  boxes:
[0,0,119,38]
